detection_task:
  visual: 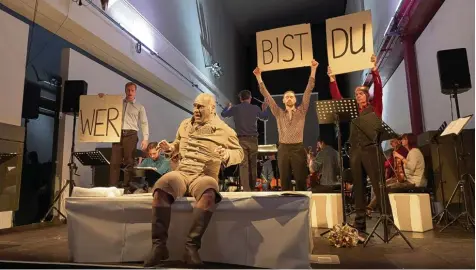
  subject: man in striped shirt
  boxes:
[253,60,318,191]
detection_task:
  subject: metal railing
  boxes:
[79,0,205,93]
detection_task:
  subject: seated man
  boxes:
[260,153,278,191]
[367,134,426,213]
[144,93,244,267]
[138,142,171,188]
[308,137,340,193]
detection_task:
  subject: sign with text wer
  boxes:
[256,23,313,72]
[326,10,374,75]
[78,95,123,143]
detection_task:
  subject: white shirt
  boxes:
[404,148,426,187]
[122,99,149,140]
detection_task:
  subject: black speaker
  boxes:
[22,81,41,119]
[62,80,88,113]
[437,48,472,95]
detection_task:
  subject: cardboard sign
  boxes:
[256,24,313,72]
[78,95,123,142]
[326,10,374,75]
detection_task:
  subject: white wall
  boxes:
[58,48,191,189]
[381,60,411,150]
[416,0,475,131]
[382,60,411,134]
[0,8,29,229]
[364,0,402,53]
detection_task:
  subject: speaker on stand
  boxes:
[21,81,42,159]
[436,48,474,231]
[42,80,88,222]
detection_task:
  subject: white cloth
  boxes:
[404,148,426,187]
[65,192,312,269]
[71,187,124,197]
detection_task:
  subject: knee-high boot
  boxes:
[183,208,214,265]
[143,206,171,267]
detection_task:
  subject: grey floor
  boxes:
[0,216,474,269]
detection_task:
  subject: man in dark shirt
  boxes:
[309,137,340,193]
[221,90,269,191]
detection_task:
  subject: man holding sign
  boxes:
[252,60,318,191]
[99,82,149,191]
[328,54,386,234]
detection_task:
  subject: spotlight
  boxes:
[206,62,223,78]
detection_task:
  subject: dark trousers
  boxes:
[238,136,258,191]
[278,143,308,191]
[109,130,138,187]
[350,144,390,228]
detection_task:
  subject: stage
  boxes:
[0,216,473,269]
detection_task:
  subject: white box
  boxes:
[65,192,312,268]
[311,193,343,229]
[389,193,433,232]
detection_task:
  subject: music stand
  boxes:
[351,112,413,249]
[315,99,359,236]
[73,150,110,187]
[435,115,474,232]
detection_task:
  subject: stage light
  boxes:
[206,62,223,78]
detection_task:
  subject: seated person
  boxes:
[384,138,409,179]
[138,142,171,188]
[260,153,278,191]
[367,133,426,213]
[308,137,340,193]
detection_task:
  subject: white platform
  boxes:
[389,193,434,232]
[311,194,343,229]
[65,191,313,269]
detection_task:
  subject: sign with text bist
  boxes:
[326,10,374,75]
[78,95,123,143]
[256,23,313,72]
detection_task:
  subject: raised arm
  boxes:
[301,59,318,112]
[369,54,383,118]
[253,67,280,116]
[220,103,234,118]
[328,66,343,100]
[257,102,269,121]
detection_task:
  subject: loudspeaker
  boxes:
[437,48,472,95]
[62,80,88,113]
[22,81,41,119]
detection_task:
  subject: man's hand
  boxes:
[311,59,319,69]
[158,140,172,152]
[98,93,105,98]
[327,66,336,82]
[371,54,377,71]
[253,67,261,77]
[140,140,148,151]
[261,102,268,111]
[227,102,232,109]
[215,146,230,162]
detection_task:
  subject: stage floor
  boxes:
[0,217,474,269]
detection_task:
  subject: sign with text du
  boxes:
[256,23,313,72]
[326,10,374,75]
[78,95,123,143]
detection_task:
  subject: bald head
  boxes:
[193,93,216,124]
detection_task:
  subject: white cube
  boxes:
[311,193,343,229]
[389,193,433,232]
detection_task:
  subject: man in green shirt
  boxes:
[138,142,171,187]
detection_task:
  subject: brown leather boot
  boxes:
[183,208,213,265]
[143,206,170,267]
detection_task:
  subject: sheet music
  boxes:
[135,167,158,171]
[440,115,472,136]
